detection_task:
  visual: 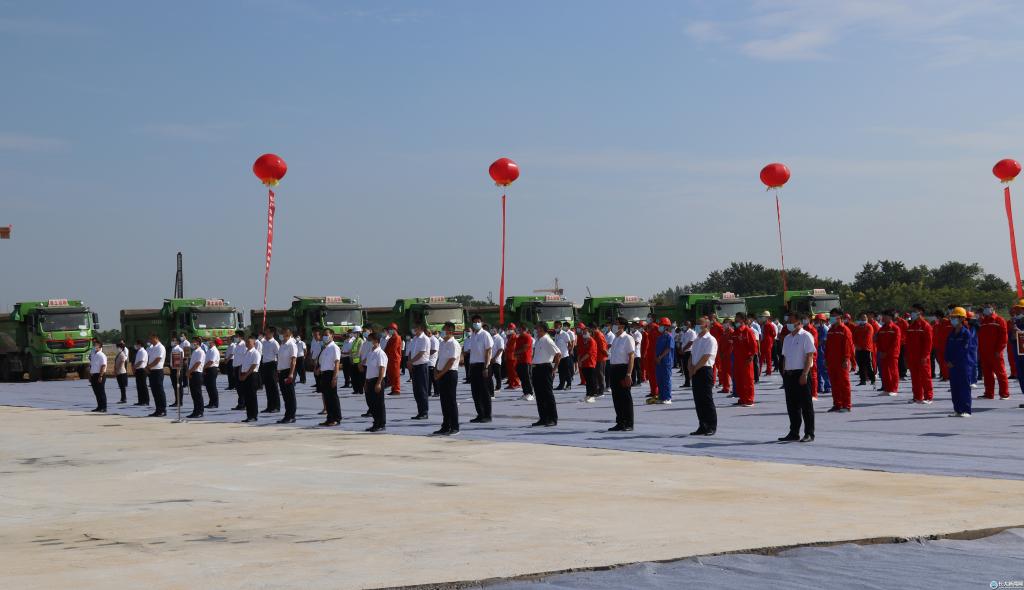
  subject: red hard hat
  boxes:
[815,313,827,321]
[659,317,672,327]
[577,322,586,330]
[508,323,516,329]
[389,323,398,330]
[215,338,223,346]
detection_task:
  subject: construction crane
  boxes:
[174,252,183,298]
[533,278,564,297]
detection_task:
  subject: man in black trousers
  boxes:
[276,327,299,424]
[145,333,167,417]
[530,323,561,427]
[780,313,817,443]
[466,315,494,423]
[237,335,261,423]
[606,317,635,432]
[687,317,718,435]
[432,322,462,435]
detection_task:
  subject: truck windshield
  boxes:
[324,309,361,327]
[808,297,840,315]
[715,301,747,318]
[192,312,236,329]
[40,313,89,332]
[537,305,574,322]
[617,305,652,322]
[425,308,463,325]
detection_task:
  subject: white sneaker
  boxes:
[970,383,978,389]
[517,394,530,401]
[923,400,933,404]
[888,392,898,397]
[659,399,673,404]
[961,412,971,417]
[525,395,535,401]
[584,396,596,403]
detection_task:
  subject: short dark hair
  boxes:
[615,316,629,327]
[368,332,380,342]
[470,314,482,322]
[535,322,548,332]
[830,307,843,316]
[93,337,103,345]
[443,321,455,330]
[912,303,925,313]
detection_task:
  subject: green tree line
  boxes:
[652,261,1018,315]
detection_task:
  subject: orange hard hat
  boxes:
[508,323,516,329]
[815,313,827,321]
[659,317,672,327]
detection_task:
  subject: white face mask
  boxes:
[322,335,330,343]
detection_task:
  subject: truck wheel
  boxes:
[77,366,90,380]
[0,358,10,382]
[24,356,40,382]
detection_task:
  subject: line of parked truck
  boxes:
[0,289,840,381]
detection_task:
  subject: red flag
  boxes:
[263,189,276,331]
[1005,186,1023,298]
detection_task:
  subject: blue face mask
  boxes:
[910,312,919,321]
[473,322,482,331]
[786,323,796,331]
[657,326,665,333]
[856,320,866,326]
[828,317,838,325]
[951,318,962,327]
[439,331,447,338]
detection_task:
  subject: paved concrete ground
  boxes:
[2,405,1024,590]
[492,528,1024,590]
[3,370,1022,479]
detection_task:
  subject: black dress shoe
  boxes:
[621,426,633,431]
[778,434,800,442]
[367,426,385,432]
[169,403,180,408]
[361,412,372,418]
[187,413,203,419]
[800,434,815,442]
[432,428,452,436]
[133,402,148,406]
[690,429,707,436]
[608,425,625,432]
[276,418,296,424]
[448,429,460,435]
[531,420,545,427]
[470,417,485,423]
[118,400,127,404]
[544,422,557,427]
[318,410,327,415]
[147,411,162,417]
[260,408,273,414]
[410,415,427,420]
[827,407,840,413]
[703,430,715,436]
[242,418,256,423]
[231,405,244,411]
[205,403,217,409]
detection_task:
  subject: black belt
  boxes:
[784,369,803,374]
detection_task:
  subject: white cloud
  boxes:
[741,30,833,61]
[685,21,727,43]
[0,133,69,151]
[141,123,234,142]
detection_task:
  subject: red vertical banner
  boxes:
[499,193,506,326]
[263,188,276,332]
[775,192,788,293]
[1004,186,1023,298]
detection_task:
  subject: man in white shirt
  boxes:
[408,324,432,420]
[780,313,818,442]
[88,338,108,413]
[260,327,281,414]
[362,332,388,432]
[432,322,462,435]
[318,328,342,427]
[490,326,505,393]
[229,331,246,408]
[340,331,355,389]
[552,321,573,391]
[237,335,262,423]
[688,317,719,435]
[357,328,375,417]
[186,339,206,418]
[276,327,299,424]
[309,328,323,393]
[676,322,697,387]
[631,324,644,385]
[145,334,167,417]
[114,341,129,404]
[131,339,150,406]
[294,335,307,385]
[607,317,636,431]
[427,329,440,397]
[168,337,184,408]
[203,340,220,409]
[462,330,474,384]
[531,323,562,427]
[466,315,494,423]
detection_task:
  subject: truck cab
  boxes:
[504,295,576,329]
[0,299,99,380]
[579,296,652,327]
[788,289,841,318]
[677,292,747,323]
[394,297,465,339]
[289,296,364,342]
[121,298,241,364]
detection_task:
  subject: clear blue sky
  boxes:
[2,0,1023,325]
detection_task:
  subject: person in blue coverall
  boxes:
[945,307,973,417]
[652,318,675,404]
[815,315,831,393]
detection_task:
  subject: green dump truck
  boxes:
[578,295,652,327]
[745,289,841,320]
[249,308,298,336]
[365,297,466,338]
[0,299,99,380]
[503,295,576,329]
[120,298,241,364]
[667,292,748,324]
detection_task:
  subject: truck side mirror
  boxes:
[237,312,243,326]
[92,313,100,330]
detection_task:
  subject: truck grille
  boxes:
[47,339,90,350]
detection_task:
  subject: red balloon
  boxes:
[489,157,520,186]
[253,153,288,186]
[993,158,1021,183]
[760,162,790,189]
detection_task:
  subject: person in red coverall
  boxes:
[905,303,934,403]
[718,320,734,394]
[826,308,855,412]
[593,324,609,394]
[709,314,726,389]
[384,323,403,394]
[934,310,952,381]
[895,312,910,381]
[504,324,519,389]
[804,315,820,400]
[852,312,876,386]
[876,310,901,395]
[730,313,759,406]
[644,319,660,399]
[978,303,1010,399]
[868,311,882,388]
[576,324,599,401]
[759,311,777,376]
[514,326,534,399]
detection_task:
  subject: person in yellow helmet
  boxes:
[944,307,973,417]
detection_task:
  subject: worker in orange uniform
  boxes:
[853,312,876,387]
[644,319,660,400]
[759,311,777,376]
[934,309,952,381]
[876,310,901,396]
[384,323,403,395]
[825,308,855,412]
[895,312,910,381]
[978,303,1010,399]
[577,324,600,402]
[905,303,934,404]
[514,325,534,400]
[709,314,727,390]
[593,323,609,394]
[718,319,734,395]
[729,313,758,406]
[504,324,519,390]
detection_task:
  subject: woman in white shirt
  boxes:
[114,341,129,404]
